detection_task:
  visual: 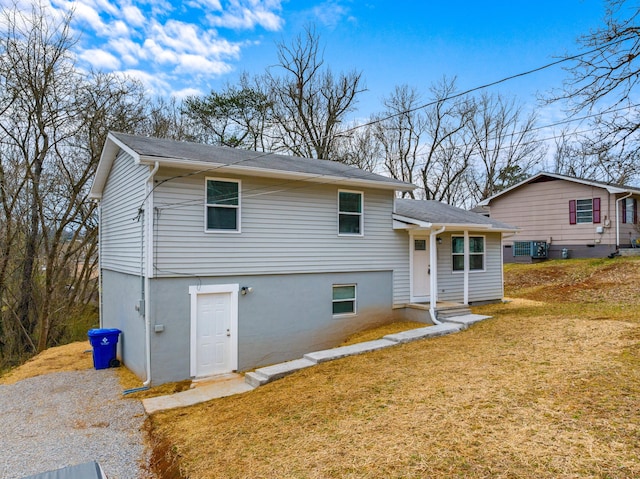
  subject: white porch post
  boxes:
[463,230,469,305]
[429,231,438,318]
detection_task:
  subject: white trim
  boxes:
[189,283,239,378]
[409,232,430,303]
[337,189,364,237]
[451,234,486,276]
[332,283,357,316]
[204,177,241,233]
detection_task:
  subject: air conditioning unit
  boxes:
[531,241,548,259]
[513,241,548,259]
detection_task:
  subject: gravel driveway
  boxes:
[0,369,153,479]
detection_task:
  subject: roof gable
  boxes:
[90,132,414,199]
[477,172,640,206]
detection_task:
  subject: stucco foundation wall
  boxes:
[503,243,617,262]
[147,271,394,385]
[101,269,146,380]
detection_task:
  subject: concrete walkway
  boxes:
[142,313,490,414]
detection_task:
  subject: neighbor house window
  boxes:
[206,178,240,231]
[569,198,600,224]
[332,284,356,315]
[338,190,363,235]
[452,236,485,271]
[622,197,637,224]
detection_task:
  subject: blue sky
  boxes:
[3,0,609,121]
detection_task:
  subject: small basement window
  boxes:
[332,284,356,315]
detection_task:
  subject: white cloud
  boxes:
[206,0,283,31]
[311,1,352,29]
[78,48,121,69]
[172,86,203,98]
[117,68,173,96]
[72,2,108,32]
[121,5,145,27]
[109,37,143,65]
[175,53,233,75]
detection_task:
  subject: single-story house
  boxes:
[478,172,640,262]
[89,132,517,385]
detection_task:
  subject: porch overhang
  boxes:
[392,214,519,233]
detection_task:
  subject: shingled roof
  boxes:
[394,199,518,231]
[90,132,414,199]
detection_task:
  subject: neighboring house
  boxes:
[89,132,517,385]
[477,172,640,262]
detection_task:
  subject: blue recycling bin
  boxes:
[87,328,121,370]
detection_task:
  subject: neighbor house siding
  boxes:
[100,152,149,274]
[152,171,410,305]
[489,179,616,246]
[436,232,503,303]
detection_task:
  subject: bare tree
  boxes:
[0,3,148,367]
[467,93,545,202]
[551,0,640,183]
[419,78,476,205]
[373,85,425,197]
[267,26,365,160]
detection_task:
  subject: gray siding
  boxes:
[152,172,410,305]
[100,152,148,274]
[436,232,503,303]
[101,269,146,380]
[148,271,395,385]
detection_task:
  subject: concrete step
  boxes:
[440,314,492,329]
[245,358,316,387]
[437,307,472,319]
[383,323,463,343]
[304,339,397,364]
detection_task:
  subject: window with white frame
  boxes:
[452,236,485,271]
[569,198,601,224]
[332,284,356,315]
[338,190,363,235]
[206,179,240,231]
[576,199,593,223]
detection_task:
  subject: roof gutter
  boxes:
[616,192,632,248]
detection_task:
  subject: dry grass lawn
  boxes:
[150,257,640,479]
[0,341,93,385]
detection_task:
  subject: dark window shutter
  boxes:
[569,200,576,224]
[593,197,601,223]
[622,198,627,223]
[634,198,638,224]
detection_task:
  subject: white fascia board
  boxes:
[138,155,415,192]
[391,214,433,228]
[89,133,143,200]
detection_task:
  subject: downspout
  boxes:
[142,162,159,387]
[429,226,446,324]
[616,192,632,248]
[97,200,103,328]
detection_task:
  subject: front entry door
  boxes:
[190,284,238,378]
[412,237,431,302]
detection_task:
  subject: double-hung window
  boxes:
[569,198,600,224]
[206,178,240,231]
[338,190,363,235]
[622,197,637,224]
[452,236,485,272]
[332,284,356,315]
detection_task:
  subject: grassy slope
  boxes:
[150,257,640,479]
[3,258,639,478]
